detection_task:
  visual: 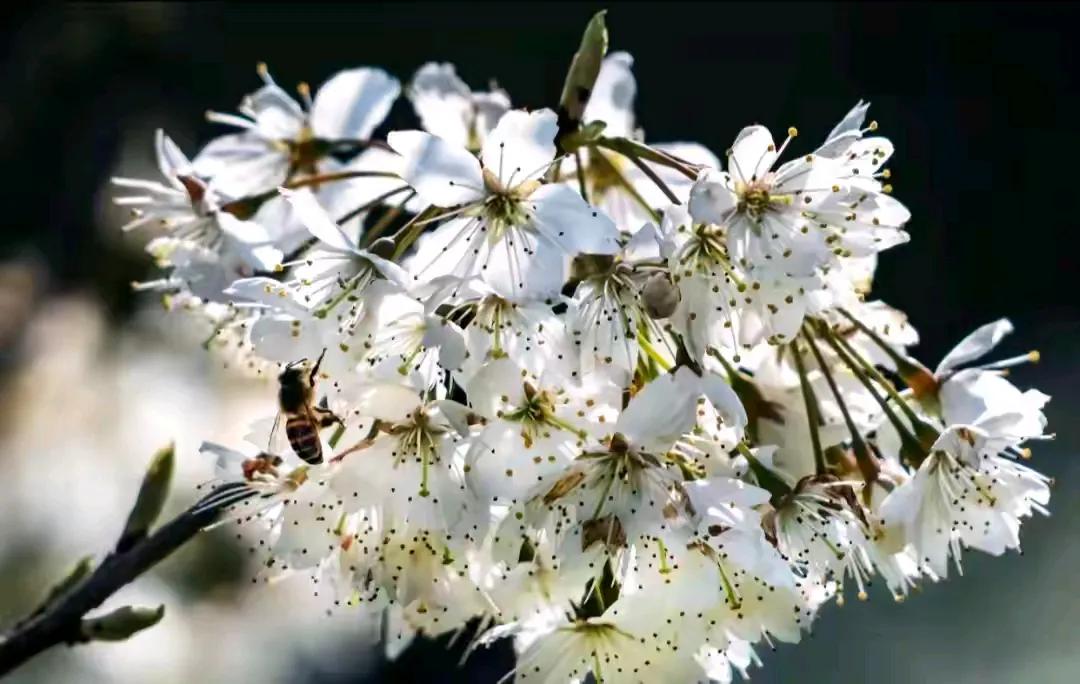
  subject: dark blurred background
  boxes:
[0,2,1077,683]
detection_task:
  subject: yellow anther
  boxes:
[1020,448,1032,460]
[256,62,269,77]
[273,263,284,273]
[831,184,840,192]
[1027,350,1041,363]
[868,120,879,131]
[788,126,799,138]
[858,591,868,601]
[882,184,893,194]
[882,168,892,179]
[297,81,311,98]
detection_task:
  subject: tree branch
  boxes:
[0,481,254,678]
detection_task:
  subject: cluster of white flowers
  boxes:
[113,16,1054,683]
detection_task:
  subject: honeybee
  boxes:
[271,349,342,465]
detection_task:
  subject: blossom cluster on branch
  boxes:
[112,13,1053,682]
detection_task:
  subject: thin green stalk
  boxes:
[390,206,443,260]
[359,190,417,245]
[623,152,680,205]
[801,328,880,484]
[335,186,412,227]
[812,319,933,464]
[822,322,940,451]
[835,307,938,397]
[574,149,590,203]
[638,333,673,372]
[589,149,661,222]
[790,341,827,476]
[592,137,699,180]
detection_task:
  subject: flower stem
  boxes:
[835,307,938,399]
[0,482,254,677]
[592,137,700,180]
[335,185,413,227]
[622,152,680,205]
[638,333,673,372]
[589,149,661,222]
[819,321,940,452]
[801,328,880,485]
[359,190,417,245]
[790,341,827,476]
[574,149,590,203]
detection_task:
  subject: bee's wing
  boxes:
[268,412,282,451]
[244,414,291,455]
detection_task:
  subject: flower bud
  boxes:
[81,605,165,642]
[642,272,680,319]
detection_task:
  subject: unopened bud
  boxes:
[117,442,175,553]
[368,237,396,260]
[81,605,165,642]
[642,272,680,319]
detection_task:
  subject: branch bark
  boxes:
[0,482,254,678]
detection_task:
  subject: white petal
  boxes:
[480,109,557,187]
[407,62,473,148]
[311,67,400,140]
[685,477,771,522]
[528,184,620,255]
[728,125,777,184]
[225,276,303,311]
[387,130,485,206]
[583,52,636,138]
[698,373,749,430]
[246,83,306,141]
[251,314,325,362]
[352,383,423,422]
[280,187,355,251]
[688,168,736,225]
[422,315,467,370]
[935,319,1014,375]
[467,357,528,417]
[816,100,870,158]
[616,367,699,451]
[155,129,193,180]
[482,224,568,301]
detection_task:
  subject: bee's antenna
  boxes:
[285,357,307,371]
[310,347,328,380]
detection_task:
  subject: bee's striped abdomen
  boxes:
[285,415,323,464]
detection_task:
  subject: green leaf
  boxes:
[117,442,175,552]
[80,605,165,642]
[557,10,609,138]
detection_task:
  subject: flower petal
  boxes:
[480,109,557,187]
[280,187,355,251]
[407,62,474,148]
[728,125,776,184]
[528,183,620,255]
[688,168,736,225]
[387,130,485,206]
[936,318,1014,375]
[583,52,636,138]
[311,68,400,141]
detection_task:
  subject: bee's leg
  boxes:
[313,405,344,429]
